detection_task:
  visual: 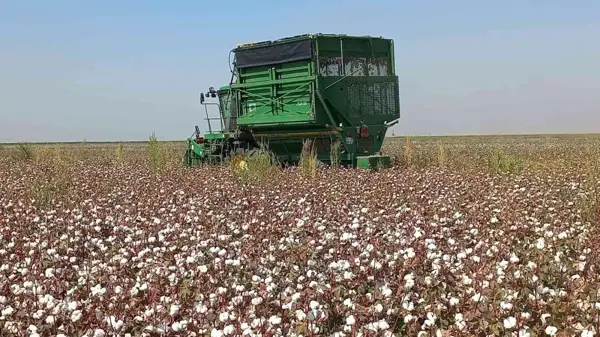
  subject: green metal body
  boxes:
[184,33,400,167]
[356,155,392,170]
[184,132,229,166]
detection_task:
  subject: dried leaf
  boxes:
[295,322,309,335]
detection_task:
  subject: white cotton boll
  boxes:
[93,329,106,337]
[378,319,390,330]
[541,313,551,324]
[536,238,545,249]
[71,310,82,322]
[222,325,236,335]
[172,321,185,332]
[210,328,225,337]
[106,316,124,331]
[545,326,557,336]
[130,287,140,297]
[269,315,282,325]
[503,316,517,329]
[251,318,263,328]
[195,303,208,314]
[1,305,14,316]
[143,309,155,319]
[581,330,595,337]
[31,309,44,319]
[380,285,392,297]
[67,301,79,312]
[44,268,55,278]
[424,312,437,327]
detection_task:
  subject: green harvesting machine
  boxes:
[183,33,400,168]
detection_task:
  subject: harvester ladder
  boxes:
[207,142,225,164]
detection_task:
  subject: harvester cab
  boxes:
[184,85,260,167]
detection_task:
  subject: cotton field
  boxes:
[1,135,599,336]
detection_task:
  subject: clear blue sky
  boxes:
[1,1,599,142]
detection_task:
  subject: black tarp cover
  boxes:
[234,39,313,68]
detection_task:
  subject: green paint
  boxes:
[356,155,392,170]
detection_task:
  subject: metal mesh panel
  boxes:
[347,79,398,118]
[314,138,332,154]
[357,137,374,154]
[319,57,390,77]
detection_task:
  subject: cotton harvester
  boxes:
[183,33,400,169]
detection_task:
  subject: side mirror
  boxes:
[200,93,205,104]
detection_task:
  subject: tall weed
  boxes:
[403,136,414,167]
[230,146,280,185]
[148,131,167,174]
[29,147,74,208]
[436,141,446,168]
[115,142,125,166]
[330,138,342,168]
[10,142,35,162]
[486,148,524,174]
[300,139,318,179]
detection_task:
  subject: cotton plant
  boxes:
[1,142,599,335]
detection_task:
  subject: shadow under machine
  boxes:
[183,33,401,168]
